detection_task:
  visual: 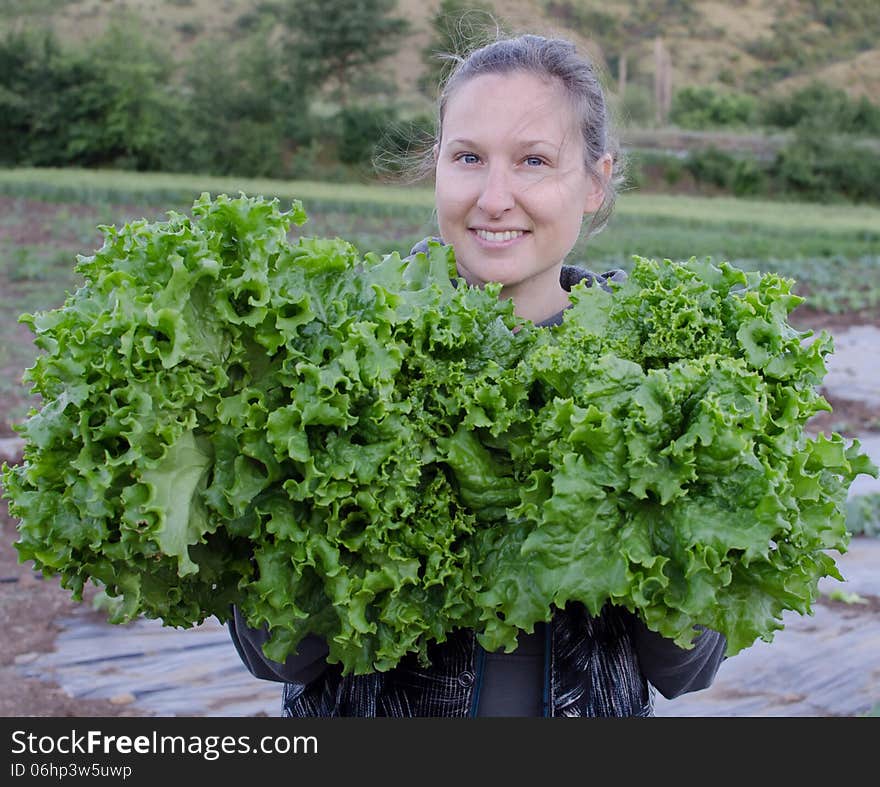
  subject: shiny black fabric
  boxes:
[280,603,653,717]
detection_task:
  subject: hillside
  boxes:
[4,0,879,117]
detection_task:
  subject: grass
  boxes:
[613,191,880,233]
[0,167,437,214]
[2,167,879,261]
[1,166,878,314]
[4,166,880,227]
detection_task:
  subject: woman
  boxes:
[229,33,727,717]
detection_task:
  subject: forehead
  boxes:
[442,71,578,144]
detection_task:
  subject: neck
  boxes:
[504,275,572,325]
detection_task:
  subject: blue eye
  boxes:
[525,156,545,167]
[459,153,480,165]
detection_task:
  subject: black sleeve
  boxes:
[628,615,727,700]
[227,606,330,686]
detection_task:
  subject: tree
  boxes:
[174,33,296,177]
[279,0,410,106]
[0,29,63,165]
[418,0,499,98]
[68,17,178,170]
[653,36,672,126]
[0,20,180,170]
[544,0,698,120]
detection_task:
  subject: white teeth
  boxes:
[475,229,524,243]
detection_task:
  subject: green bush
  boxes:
[850,96,880,136]
[761,81,880,135]
[617,139,878,205]
[66,21,179,171]
[0,31,47,164]
[0,15,314,179]
[0,24,181,171]
[770,130,880,203]
[684,147,738,189]
[729,158,767,197]
[670,86,757,130]
[620,84,654,127]
[846,493,880,538]
[337,105,400,166]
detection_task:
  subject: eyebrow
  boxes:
[445,137,558,149]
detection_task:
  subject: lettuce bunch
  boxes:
[3,193,875,674]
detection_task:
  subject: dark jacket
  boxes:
[230,602,726,717]
[227,246,727,716]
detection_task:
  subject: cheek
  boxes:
[435,177,472,226]
[562,203,588,245]
[536,192,588,252]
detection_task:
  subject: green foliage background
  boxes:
[1,0,879,203]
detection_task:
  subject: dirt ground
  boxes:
[0,500,150,717]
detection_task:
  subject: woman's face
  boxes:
[434,71,607,320]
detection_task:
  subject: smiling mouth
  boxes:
[472,229,527,243]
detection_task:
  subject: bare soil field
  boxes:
[0,501,150,717]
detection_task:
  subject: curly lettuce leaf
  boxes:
[3,199,876,676]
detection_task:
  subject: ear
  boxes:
[584,153,613,214]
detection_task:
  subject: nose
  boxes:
[476,164,515,217]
